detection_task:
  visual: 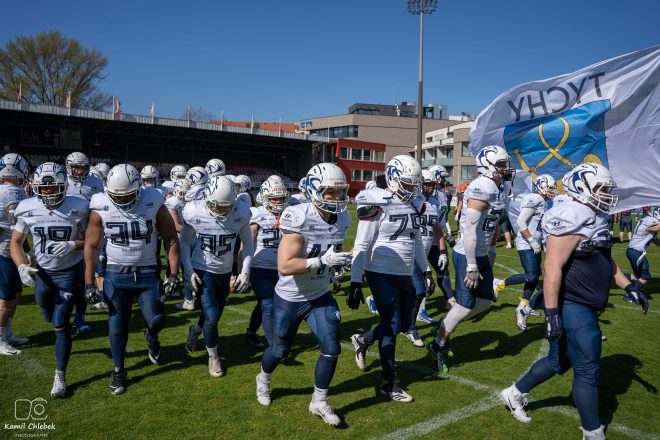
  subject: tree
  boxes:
[181,107,215,122]
[0,31,111,110]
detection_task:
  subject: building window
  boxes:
[352,169,362,181]
[362,170,373,181]
[373,151,385,162]
[462,144,471,156]
[362,149,372,161]
[461,165,476,179]
[351,149,362,160]
[340,147,349,159]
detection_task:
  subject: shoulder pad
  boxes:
[521,193,544,209]
[182,200,200,223]
[89,193,105,211]
[355,188,391,208]
[542,201,594,236]
[466,178,498,203]
[279,205,305,230]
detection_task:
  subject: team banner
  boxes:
[468,45,660,212]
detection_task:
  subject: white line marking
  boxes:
[494,262,519,275]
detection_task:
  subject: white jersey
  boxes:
[542,200,600,245]
[250,206,280,270]
[275,203,351,302]
[435,191,450,225]
[165,196,185,227]
[66,175,103,201]
[162,180,175,190]
[90,188,164,267]
[237,192,252,207]
[290,193,308,205]
[14,196,89,270]
[514,192,547,251]
[182,199,251,275]
[354,188,425,276]
[454,176,505,257]
[419,196,440,254]
[629,216,659,251]
[185,184,206,202]
[0,184,25,258]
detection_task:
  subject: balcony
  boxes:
[421,157,454,168]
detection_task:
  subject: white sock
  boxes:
[312,386,328,402]
[258,369,271,382]
[419,297,427,312]
[206,345,218,357]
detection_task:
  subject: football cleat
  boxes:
[145,334,161,364]
[208,354,224,377]
[0,338,21,355]
[50,370,66,398]
[493,278,505,301]
[366,295,378,314]
[499,382,531,423]
[309,399,341,426]
[175,299,195,311]
[417,309,436,324]
[256,374,271,406]
[73,315,92,334]
[515,301,533,331]
[184,325,202,354]
[351,334,368,370]
[109,368,127,395]
[580,425,606,440]
[404,330,424,347]
[245,331,265,349]
[428,341,450,375]
[380,378,413,403]
[89,301,108,311]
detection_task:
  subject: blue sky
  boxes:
[2,0,658,122]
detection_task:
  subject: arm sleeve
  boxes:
[179,223,195,271]
[350,218,379,283]
[463,207,483,266]
[516,206,536,234]
[414,228,430,272]
[238,223,254,273]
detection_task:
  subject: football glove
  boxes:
[527,237,542,255]
[50,241,77,257]
[329,266,345,294]
[163,274,180,297]
[232,272,250,293]
[346,282,364,310]
[84,284,101,305]
[424,271,435,296]
[438,253,449,271]
[18,264,38,287]
[463,264,483,290]
[544,307,563,341]
[625,284,649,314]
[184,270,203,293]
[446,235,456,248]
[320,247,353,267]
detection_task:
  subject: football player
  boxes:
[83,164,181,395]
[185,166,209,202]
[235,175,253,206]
[0,153,29,356]
[94,163,111,185]
[168,179,196,311]
[140,165,167,194]
[624,206,660,297]
[499,163,647,439]
[205,158,225,178]
[10,163,89,397]
[290,177,309,204]
[244,179,289,348]
[428,146,512,374]
[179,176,254,376]
[255,175,288,206]
[349,155,430,402]
[65,152,103,333]
[256,163,352,426]
[493,174,556,330]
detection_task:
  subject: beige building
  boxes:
[297,103,461,162]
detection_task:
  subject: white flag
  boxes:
[469,45,660,211]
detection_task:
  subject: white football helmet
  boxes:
[0,153,29,183]
[204,176,236,220]
[186,166,209,187]
[365,180,377,190]
[107,164,142,211]
[95,163,111,183]
[475,145,515,181]
[33,162,67,208]
[173,178,191,202]
[385,155,422,203]
[305,163,349,213]
[65,152,90,182]
[260,179,289,214]
[652,206,660,221]
[267,175,284,185]
[428,164,449,183]
[298,177,306,193]
[563,163,618,214]
[225,174,235,182]
[235,175,251,193]
[89,167,104,181]
[170,165,188,181]
[205,158,225,177]
[532,174,557,198]
[140,165,160,187]
[421,169,437,197]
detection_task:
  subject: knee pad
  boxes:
[443,303,472,333]
[464,298,492,321]
[148,313,166,332]
[320,333,341,357]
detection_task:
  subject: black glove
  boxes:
[346,282,364,310]
[544,307,562,341]
[626,284,649,314]
[84,284,100,305]
[424,271,435,296]
[162,274,180,302]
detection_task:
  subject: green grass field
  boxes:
[1,213,659,440]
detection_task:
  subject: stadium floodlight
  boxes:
[407,0,437,166]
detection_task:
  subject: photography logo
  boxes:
[14,398,47,421]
